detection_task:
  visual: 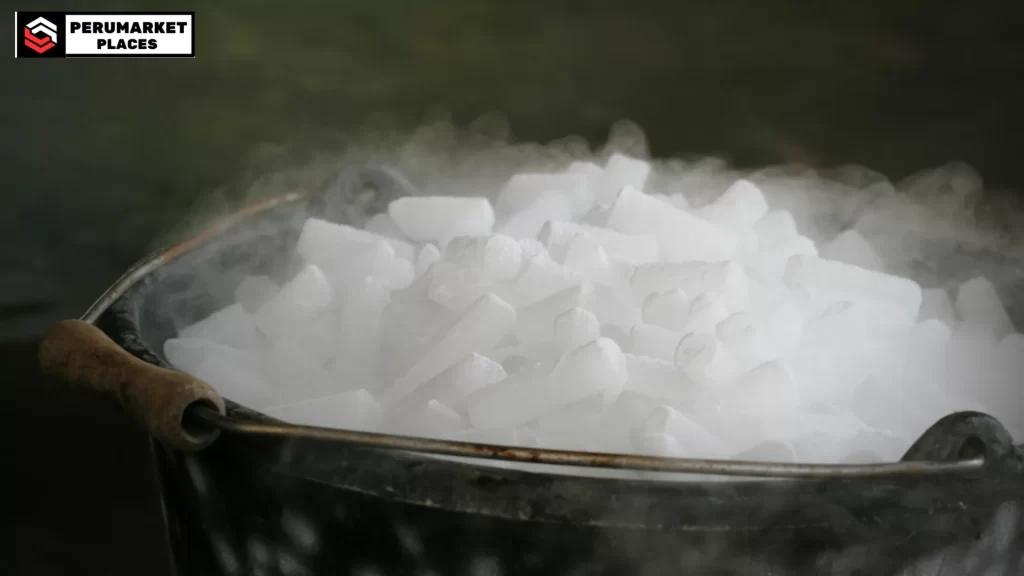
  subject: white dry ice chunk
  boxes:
[714,312,769,370]
[511,254,583,308]
[266,339,337,405]
[515,283,593,344]
[164,337,273,409]
[601,324,633,352]
[295,218,391,265]
[955,276,1015,340]
[388,353,506,415]
[516,281,635,343]
[465,338,627,429]
[638,432,685,457]
[378,270,460,383]
[388,196,495,244]
[253,264,333,344]
[629,323,685,363]
[753,210,798,249]
[733,228,761,260]
[726,362,802,419]
[607,186,736,263]
[363,214,417,255]
[179,302,263,352]
[496,172,592,219]
[579,203,611,227]
[462,364,548,430]
[919,287,957,325]
[641,289,691,332]
[280,311,339,367]
[561,233,612,281]
[679,293,732,336]
[582,282,638,332]
[785,408,875,463]
[542,336,628,407]
[786,301,877,406]
[567,160,604,195]
[552,307,601,356]
[517,237,548,260]
[600,390,661,452]
[497,191,575,240]
[631,261,749,312]
[820,230,884,272]
[528,393,608,451]
[642,405,727,459]
[328,276,392,391]
[597,153,651,205]
[414,244,442,277]
[697,179,769,230]
[783,255,922,326]
[295,218,408,285]
[387,292,516,402]
[743,280,806,361]
[426,261,491,313]
[387,258,415,290]
[444,234,524,281]
[668,192,690,211]
[674,332,735,382]
[402,400,466,439]
[745,234,819,282]
[623,353,698,405]
[541,220,659,266]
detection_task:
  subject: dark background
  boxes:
[3,1,1022,573]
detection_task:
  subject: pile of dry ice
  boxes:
[164,153,1022,464]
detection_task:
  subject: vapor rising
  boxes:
[160,119,1023,461]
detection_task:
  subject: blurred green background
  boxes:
[3,0,1022,340]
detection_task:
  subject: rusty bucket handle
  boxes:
[38,319,225,451]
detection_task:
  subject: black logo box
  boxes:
[16,11,195,58]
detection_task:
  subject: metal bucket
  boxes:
[46,166,1024,575]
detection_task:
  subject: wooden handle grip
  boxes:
[38,319,225,451]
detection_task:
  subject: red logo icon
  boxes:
[24,17,58,54]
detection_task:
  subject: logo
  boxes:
[16,12,65,57]
[24,17,57,54]
[15,12,194,58]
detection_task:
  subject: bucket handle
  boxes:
[38,319,225,451]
